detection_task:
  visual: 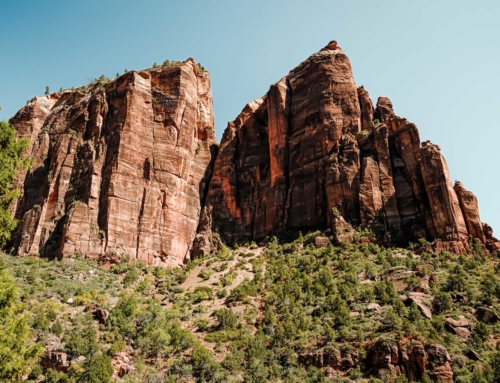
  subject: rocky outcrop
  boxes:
[367,341,453,382]
[445,316,471,339]
[420,142,468,251]
[298,348,359,376]
[40,351,70,372]
[453,182,500,253]
[454,181,485,243]
[194,40,362,255]
[475,306,500,324]
[195,41,493,253]
[11,60,216,266]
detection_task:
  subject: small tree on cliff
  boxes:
[45,86,50,95]
[0,120,30,247]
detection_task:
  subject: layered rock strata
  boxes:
[11,59,216,266]
[195,41,495,255]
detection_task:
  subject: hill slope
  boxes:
[2,231,500,382]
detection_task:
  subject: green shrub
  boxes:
[0,269,43,380]
[216,288,227,299]
[190,343,220,379]
[197,317,209,332]
[32,311,51,330]
[108,339,126,355]
[51,319,63,336]
[123,268,139,286]
[197,269,214,281]
[138,328,172,357]
[432,291,452,314]
[64,315,99,357]
[80,353,113,383]
[214,308,238,330]
[220,271,236,287]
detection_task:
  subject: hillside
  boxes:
[2,230,500,382]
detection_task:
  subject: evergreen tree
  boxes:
[0,268,43,380]
[0,120,30,247]
[79,353,113,383]
[45,86,50,95]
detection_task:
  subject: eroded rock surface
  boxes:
[196,41,493,254]
[368,341,453,382]
[11,40,497,264]
[12,60,216,266]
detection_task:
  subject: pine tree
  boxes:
[0,268,44,380]
[0,121,30,247]
[45,86,50,95]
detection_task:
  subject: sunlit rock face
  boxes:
[195,41,495,255]
[11,60,216,267]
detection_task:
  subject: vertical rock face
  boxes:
[11,60,216,266]
[453,181,485,243]
[419,142,468,249]
[196,41,494,253]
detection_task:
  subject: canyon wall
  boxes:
[11,60,216,267]
[10,42,498,264]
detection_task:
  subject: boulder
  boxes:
[93,308,109,324]
[466,350,482,361]
[475,307,500,324]
[406,292,434,319]
[314,236,330,248]
[445,315,470,328]
[367,303,381,313]
[40,351,69,372]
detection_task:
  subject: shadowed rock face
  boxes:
[11,60,216,267]
[368,341,453,382]
[195,41,495,254]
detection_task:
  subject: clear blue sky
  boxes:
[1,0,499,232]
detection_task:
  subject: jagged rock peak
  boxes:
[11,59,217,267]
[321,40,341,51]
[195,40,496,256]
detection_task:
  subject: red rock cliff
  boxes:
[11,59,216,267]
[195,41,496,254]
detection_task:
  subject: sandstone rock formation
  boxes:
[10,40,497,264]
[11,60,216,266]
[299,348,359,376]
[195,41,495,255]
[367,341,453,382]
